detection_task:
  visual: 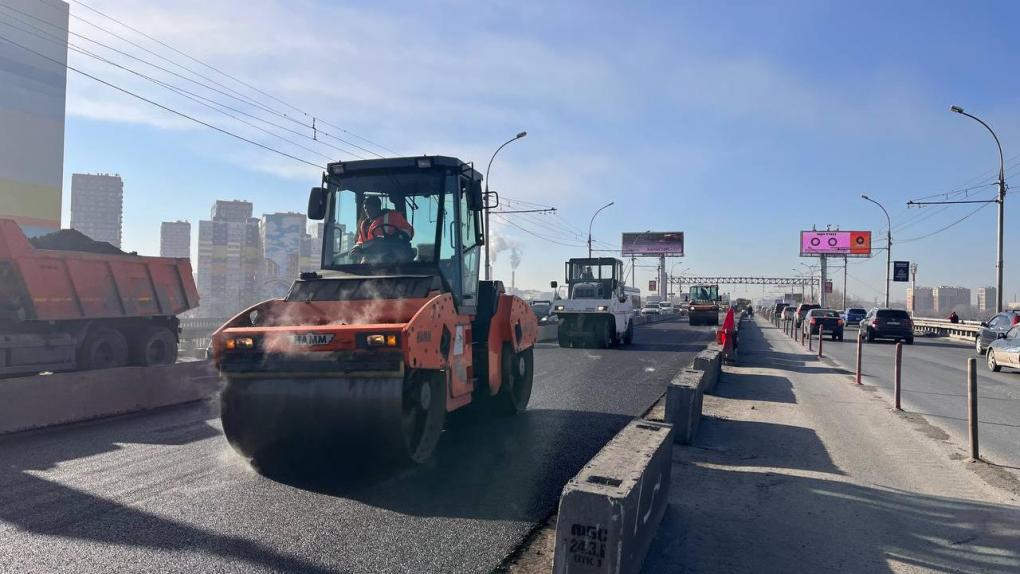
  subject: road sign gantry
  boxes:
[671,276,820,286]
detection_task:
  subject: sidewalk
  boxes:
[642,317,1020,573]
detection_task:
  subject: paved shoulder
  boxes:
[643,319,1020,574]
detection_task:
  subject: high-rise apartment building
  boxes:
[160,221,190,259]
[211,200,252,222]
[932,286,971,315]
[907,286,933,314]
[976,287,997,314]
[306,222,325,272]
[261,212,307,297]
[196,200,262,318]
[0,0,68,237]
[70,173,123,247]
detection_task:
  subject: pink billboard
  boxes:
[800,231,872,257]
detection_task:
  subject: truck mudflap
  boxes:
[220,370,445,468]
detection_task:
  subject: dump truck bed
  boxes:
[0,219,198,323]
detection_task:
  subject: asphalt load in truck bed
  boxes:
[29,228,128,255]
[0,317,712,574]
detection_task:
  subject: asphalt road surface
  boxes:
[783,322,1020,469]
[0,317,711,574]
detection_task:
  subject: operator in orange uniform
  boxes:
[355,196,414,246]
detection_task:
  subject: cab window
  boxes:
[459,176,481,310]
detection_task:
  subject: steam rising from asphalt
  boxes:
[250,282,402,356]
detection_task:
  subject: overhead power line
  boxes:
[67,0,400,157]
[492,214,588,249]
[4,0,393,158]
[897,200,995,243]
[0,14,365,161]
[0,31,325,170]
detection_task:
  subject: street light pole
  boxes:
[484,131,527,281]
[950,106,1006,313]
[799,262,818,302]
[861,194,891,307]
[587,202,614,259]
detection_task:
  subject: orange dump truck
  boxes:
[0,219,198,376]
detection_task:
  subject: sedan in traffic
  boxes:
[860,308,914,344]
[640,304,661,316]
[986,325,1020,372]
[975,310,1020,354]
[842,307,867,326]
[803,309,844,341]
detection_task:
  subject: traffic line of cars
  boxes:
[976,310,1020,373]
[764,301,1020,374]
[766,302,913,344]
[640,300,688,317]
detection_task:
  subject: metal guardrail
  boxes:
[911,317,981,339]
[179,317,228,332]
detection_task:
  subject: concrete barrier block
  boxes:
[538,324,559,342]
[693,346,723,394]
[553,419,673,574]
[665,369,706,444]
[0,361,220,434]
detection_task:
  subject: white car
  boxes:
[641,304,661,316]
[658,302,675,315]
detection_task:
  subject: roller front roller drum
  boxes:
[220,371,446,470]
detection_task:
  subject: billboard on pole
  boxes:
[800,231,872,257]
[893,261,910,282]
[622,232,684,256]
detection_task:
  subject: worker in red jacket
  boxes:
[356,196,414,245]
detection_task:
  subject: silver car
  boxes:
[987,325,1020,372]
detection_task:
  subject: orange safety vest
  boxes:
[356,210,414,244]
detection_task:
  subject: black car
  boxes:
[860,308,914,344]
[804,308,844,341]
[974,310,1020,354]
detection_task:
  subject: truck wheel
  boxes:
[600,319,613,348]
[495,346,533,415]
[131,326,178,366]
[79,327,129,370]
[558,329,571,348]
[623,321,634,345]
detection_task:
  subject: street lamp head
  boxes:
[860,194,869,200]
[949,105,964,114]
[516,131,527,139]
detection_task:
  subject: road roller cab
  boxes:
[211,156,538,467]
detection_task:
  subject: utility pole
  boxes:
[820,256,828,308]
[950,106,1006,313]
[910,262,918,314]
[658,255,667,299]
[843,255,848,310]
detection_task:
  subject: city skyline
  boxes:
[1,0,1015,304]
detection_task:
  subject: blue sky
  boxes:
[51,0,1020,305]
